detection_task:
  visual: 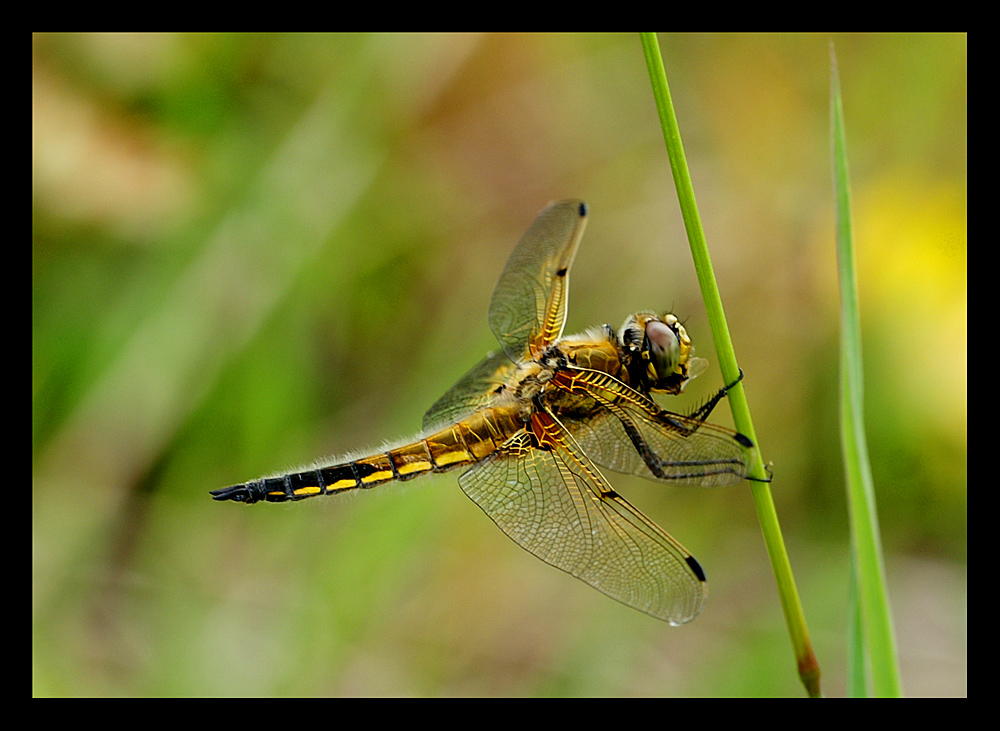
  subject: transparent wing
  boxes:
[423,350,518,431]
[488,200,588,362]
[458,411,707,625]
[554,368,751,485]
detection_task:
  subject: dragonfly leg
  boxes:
[723,367,745,393]
[685,368,743,424]
[747,463,774,483]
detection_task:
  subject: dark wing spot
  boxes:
[686,555,707,582]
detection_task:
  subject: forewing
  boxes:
[488,200,588,362]
[458,414,707,625]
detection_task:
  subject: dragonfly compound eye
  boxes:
[644,318,682,380]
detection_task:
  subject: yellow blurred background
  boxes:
[33,33,966,697]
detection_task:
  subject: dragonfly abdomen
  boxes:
[211,407,525,504]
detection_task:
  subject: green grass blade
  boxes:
[846,547,867,696]
[641,33,821,698]
[830,44,904,698]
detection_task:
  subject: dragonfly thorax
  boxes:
[502,360,555,423]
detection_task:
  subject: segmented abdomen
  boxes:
[212,406,524,504]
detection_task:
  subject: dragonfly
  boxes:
[213,200,756,625]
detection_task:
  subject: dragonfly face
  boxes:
[213,200,754,625]
[619,312,708,395]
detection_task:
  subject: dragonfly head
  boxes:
[620,312,708,395]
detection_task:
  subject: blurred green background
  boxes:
[33,33,966,697]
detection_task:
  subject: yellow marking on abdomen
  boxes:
[361,470,394,484]
[397,460,433,476]
[431,448,474,467]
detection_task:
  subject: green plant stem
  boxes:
[641,32,821,698]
